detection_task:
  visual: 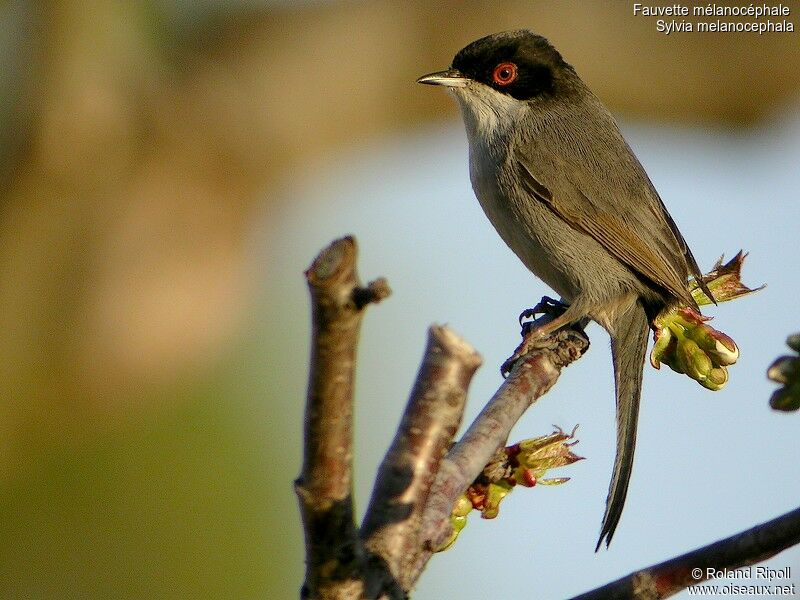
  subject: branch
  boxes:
[416,324,590,571]
[295,236,390,600]
[361,325,482,592]
[296,237,799,600]
[571,506,800,599]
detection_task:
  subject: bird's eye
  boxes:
[492,62,518,86]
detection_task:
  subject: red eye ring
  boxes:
[492,62,518,86]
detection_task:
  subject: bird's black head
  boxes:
[451,30,572,101]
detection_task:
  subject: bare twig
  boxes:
[361,325,482,591]
[296,236,390,600]
[416,324,590,570]
[571,506,800,599]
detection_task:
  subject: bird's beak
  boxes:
[416,69,468,88]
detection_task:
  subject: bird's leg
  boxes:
[502,297,587,377]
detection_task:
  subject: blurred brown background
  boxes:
[1,1,797,598]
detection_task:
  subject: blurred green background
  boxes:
[1,1,798,599]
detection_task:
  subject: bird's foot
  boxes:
[502,297,583,377]
[517,296,568,329]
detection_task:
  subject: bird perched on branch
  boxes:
[418,30,714,549]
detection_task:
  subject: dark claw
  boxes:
[508,297,573,378]
[518,296,569,327]
[500,354,517,378]
[540,296,569,311]
[521,319,536,337]
[518,307,538,327]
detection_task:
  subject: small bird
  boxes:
[418,30,713,549]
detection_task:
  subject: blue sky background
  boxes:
[264,102,800,598]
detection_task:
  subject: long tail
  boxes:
[595,299,650,551]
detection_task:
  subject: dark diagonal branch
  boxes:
[416,325,590,570]
[361,326,482,592]
[571,505,800,599]
[296,236,390,600]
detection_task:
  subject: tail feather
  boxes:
[595,300,650,551]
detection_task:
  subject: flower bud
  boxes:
[678,338,713,381]
[767,334,800,412]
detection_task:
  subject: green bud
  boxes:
[701,367,728,391]
[482,481,513,520]
[679,338,712,381]
[666,350,687,375]
[437,513,468,552]
[770,386,800,412]
[650,326,674,369]
[768,356,798,386]
[538,477,570,486]
[686,326,739,366]
[452,495,473,518]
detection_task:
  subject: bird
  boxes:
[417,30,713,549]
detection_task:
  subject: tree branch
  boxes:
[361,325,482,592]
[571,505,800,599]
[416,324,590,570]
[296,236,800,600]
[295,236,390,600]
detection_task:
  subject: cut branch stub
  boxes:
[297,236,391,600]
[300,236,390,504]
[361,325,481,591]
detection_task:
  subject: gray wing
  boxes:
[514,99,707,307]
